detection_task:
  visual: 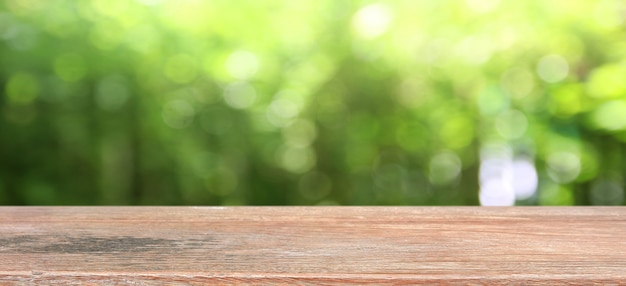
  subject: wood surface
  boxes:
[1,207,625,285]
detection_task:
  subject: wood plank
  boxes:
[1,207,625,284]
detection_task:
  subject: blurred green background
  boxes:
[1,0,625,205]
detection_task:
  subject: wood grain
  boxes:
[1,207,625,285]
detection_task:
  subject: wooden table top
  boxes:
[1,207,625,285]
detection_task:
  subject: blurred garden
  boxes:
[1,0,626,205]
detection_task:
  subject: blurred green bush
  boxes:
[1,0,625,205]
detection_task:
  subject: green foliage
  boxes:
[1,0,625,205]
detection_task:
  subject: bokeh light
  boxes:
[479,143,538,206]
[352,3,392,39]
[536,54,569,83]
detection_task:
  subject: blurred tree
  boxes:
[1,0,625,206]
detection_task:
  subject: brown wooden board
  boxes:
[1,207,625,285]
